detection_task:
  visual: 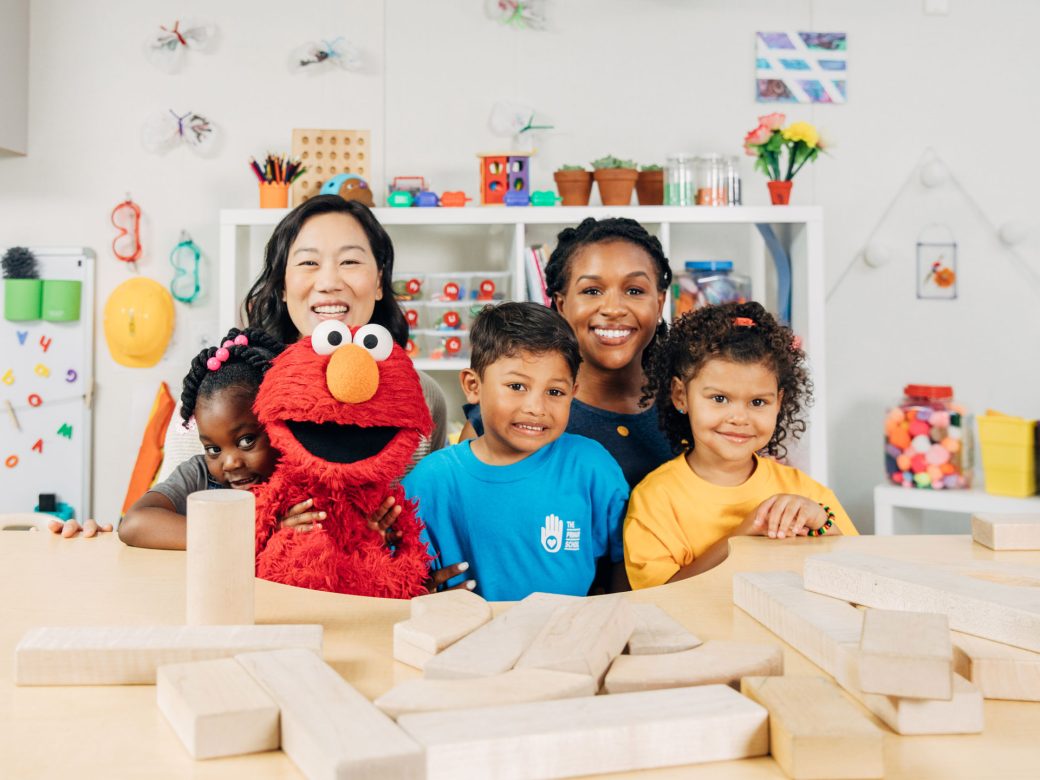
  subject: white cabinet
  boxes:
[219,205,827,481]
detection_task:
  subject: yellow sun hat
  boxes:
[103,277,175,368]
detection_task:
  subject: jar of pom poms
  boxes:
[884,384,972,489]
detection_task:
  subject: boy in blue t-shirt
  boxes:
[402,302,630,601]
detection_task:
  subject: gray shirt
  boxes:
[149,454,223,514]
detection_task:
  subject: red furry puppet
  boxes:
[253,320,432,598]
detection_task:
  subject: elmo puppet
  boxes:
[253,320,432,597]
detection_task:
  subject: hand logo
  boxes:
[541,513,563,554]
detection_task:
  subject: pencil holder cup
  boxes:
[41,279,82,322]
[259,182,289,209]
[4,278,43,321]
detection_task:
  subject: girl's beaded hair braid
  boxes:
[644,301,812,458]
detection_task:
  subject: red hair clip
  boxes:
[732,317,756,327]
[206,334,249,371]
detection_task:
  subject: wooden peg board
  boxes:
[290,128,371,207]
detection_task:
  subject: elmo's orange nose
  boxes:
[326,343,379,403]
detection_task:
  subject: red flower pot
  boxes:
[767,180,793,205]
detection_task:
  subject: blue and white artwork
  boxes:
[756,31,847,104]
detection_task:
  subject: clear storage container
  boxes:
[884,384,972,489]
[674,261,751,318]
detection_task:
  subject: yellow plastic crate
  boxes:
[977,411,1036,497]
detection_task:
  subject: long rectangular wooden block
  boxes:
[972,513,1040,550]
[603,640,782,694]
[741,675,883,780]
[626,603,702,655]
[858,609,953,700]
[15,625,323,686]
[515,594,634,685]
[236,648,423,780]
[857,672,983,735]
[374,668,596,719]
[952,631,1040,701]
[802,551,1040,652]
[157,658,279,759]
[423,592,579,680]
[398,684,768,780]
[396,589,492,654]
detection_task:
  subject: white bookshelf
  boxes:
[219,205,827,481]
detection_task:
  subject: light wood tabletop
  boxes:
[2,531,1039,779]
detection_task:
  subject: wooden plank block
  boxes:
[858,609,953,699]
[395,589,492,654]
[733,571,983,735]
[626,603,702,655]
[802,551,1040,652]
[972,513,1040,550]
[156,658,279,759]
[374,668,596,719]
[393,635,433,671]
[741,675,883,780]
[424,592,579,680]
[952,631,1040,701]
[398,684,768,780]
[15,625,323,686]
[514,594,634,685]
[603,640,782,694]
[236,648,423,780]
[186,490,255,626]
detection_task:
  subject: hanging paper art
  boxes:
[485,0,547,30]
[145,19,216,73]
[141,110,217,155]
[290,37,362,72]
[756,32,847,104]
[488,100,553,152]
[169,232,202,304]
[917,241,958,300]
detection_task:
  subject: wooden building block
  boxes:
[741,675,883,780]
[626,603,702,655]
[858,609,953,700]
[972,513,1040,550]
[952,631,1040,701]
[236,648,423,780]
[156,658,279,759]
[603,640,782,694]
[398,684,768,780]
[290,128,371,207]
[514,594,634,685]
[733,571,983,735]
[186,490,255,626]
[423,592,579,680]
[393,635,433,671]
[15,625,323,686]
[374,668,596,719]
[802,551,1040,652]
[395,589,492,654]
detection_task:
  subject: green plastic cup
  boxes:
[41,279,82,322]
[4,278,43,321]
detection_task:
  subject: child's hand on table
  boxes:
[47,519,113,538]
[748,494,827,539]
[426,561,475,594]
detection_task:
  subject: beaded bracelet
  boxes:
[807,504,835,537]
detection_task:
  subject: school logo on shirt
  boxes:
[540,514,580,553]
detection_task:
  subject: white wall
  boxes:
[2,0,1038,528]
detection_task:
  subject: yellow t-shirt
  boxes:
[624,454,857,590]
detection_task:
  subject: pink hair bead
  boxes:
[206,356,221,371]
[233,334,248,345]
[215,347,230,361]
[222,340,234,349]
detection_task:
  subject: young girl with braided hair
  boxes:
[624,301,858,588]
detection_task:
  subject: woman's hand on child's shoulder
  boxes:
[278,498,325,533]
[749,494,827,539]
[426,561,475,594]
[47,518,113,538]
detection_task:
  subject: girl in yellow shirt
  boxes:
[624,302,857,588]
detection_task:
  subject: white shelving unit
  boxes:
[219,205,827,481]
[873,484,1040,535]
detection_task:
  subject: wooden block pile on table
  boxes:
[971,512,1040,550]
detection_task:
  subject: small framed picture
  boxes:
[916,241,957,300]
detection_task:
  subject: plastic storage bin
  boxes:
[427,300,467,331]
[977,411,1037,497]
[471,271,511,301]
[673,261,751,318]
[884,384,972,490]
[426,272,470,302]
[421,330,470,361]
[400,300,425,331]
[392,272,425,301]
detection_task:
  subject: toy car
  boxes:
[531,190,561,207]
[440,191,471,207]
[504,191,530,207]
[387,190,414,208]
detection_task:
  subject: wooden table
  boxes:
[2,531,1039,779]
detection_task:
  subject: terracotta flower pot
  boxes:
[635,170,664,206]
[553,170,593,206]
[594,168,638,206]
[767,180,793,205]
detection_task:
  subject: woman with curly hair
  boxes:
[624,301,857,587]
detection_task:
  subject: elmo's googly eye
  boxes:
[352,324,394,361]
[312,320,351,355]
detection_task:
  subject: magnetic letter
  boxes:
[31,439,43,453]
[39,335,52,353]
[34,364,51,378]
[27,393,42,407]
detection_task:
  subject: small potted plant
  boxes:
[591,155,638,206]
[553,164,593,206]
[743,113,826,205]
[636,164,664,206]
[3,246,42,322]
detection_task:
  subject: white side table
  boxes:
[873,484,1040,535]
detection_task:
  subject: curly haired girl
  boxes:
[624,301,857,587]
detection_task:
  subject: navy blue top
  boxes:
[464,398,674,490]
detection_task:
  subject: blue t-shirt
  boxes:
[464,398,673,490]
[402,434,629,602]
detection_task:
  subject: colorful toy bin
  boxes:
[884,384,972,489]
[478,152,531,206]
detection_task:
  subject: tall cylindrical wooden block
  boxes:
[186,490,255,626]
